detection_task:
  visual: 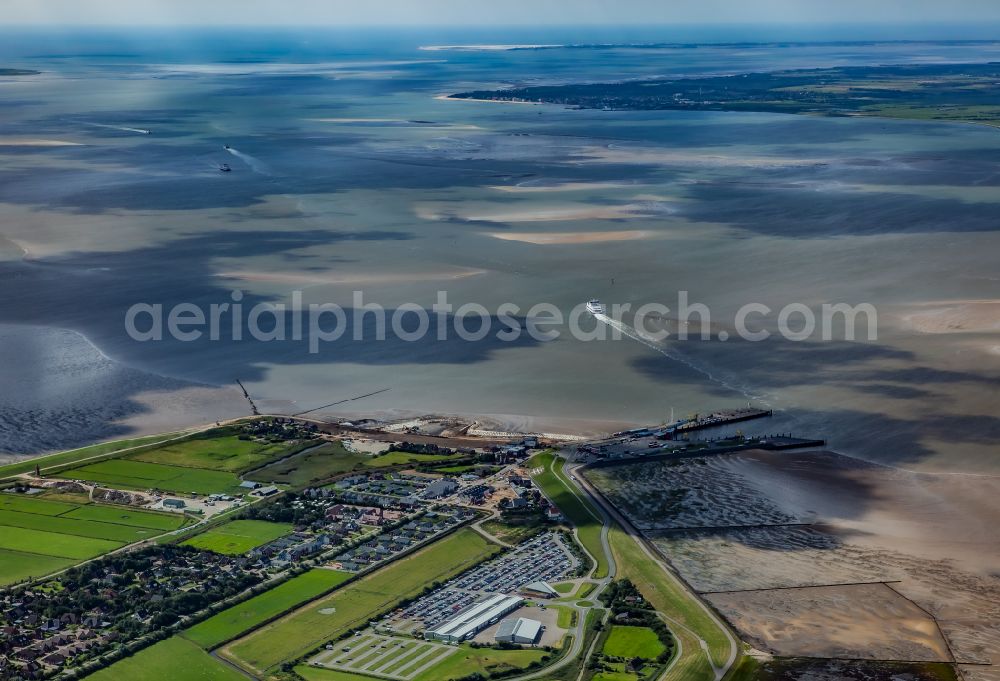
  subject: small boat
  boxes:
[586,299,605,315]
[219,163,232,172]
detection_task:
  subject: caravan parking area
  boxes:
[307,632,455,681]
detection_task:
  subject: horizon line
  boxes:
[3,20,1000,28]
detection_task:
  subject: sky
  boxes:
[3,0,1000,27]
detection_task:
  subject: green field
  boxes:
[83,635,246,681]
[0,494,81,515]
[184,569,354,649]
[529,452,609,578]
[550,580,595,599]
[131,432,309,472]
[607,526,729,677]
[593,672,637,681]
[433,464,476,474]
[0,493,189,585]
[221,529,500,674]
[364,451,461,468]
[246,441,368,487]
[0,549,76,585]
[602,626,666,660]
[0,525,120,560]
[61,504,188,530]
[0,509,168,542]
[182,519,292,555]
[295,666,379,681]
[414,646,548,681]
[480,518,544,545]
[434,464,496,475]
[0,432,185,481]
[552,605,576,630]
[57,459,243,495]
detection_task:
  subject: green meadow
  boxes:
[0,494,80,515]
[602,625,667,660]
[0,432,185,481]
[57,459,244,495]
[181,519,292,555]
[0,549,77,585]
[83,636,246,681]
[184,568,353,649]
[413,646,548,681]
[0,509,166,542]
[61,504,188,530]
[364,451,462,468]
[221,529,500,674]
[245,441,368,487]
[53,426,317,495]
[0,492,188,585]
[294,667,377,681]
[131,432,310,473]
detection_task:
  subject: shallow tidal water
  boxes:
[0,29,997,471]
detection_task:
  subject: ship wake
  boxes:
[592,312,769,404]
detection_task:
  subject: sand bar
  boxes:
[488,230,653,245]
[488,180,642,193]
[418,203,673,223]
[898,299,1000,334]
[0,138,83,147]
[215,268,486,286]
[420,45,561,51]
[580,144,828,168]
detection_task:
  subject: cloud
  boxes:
[4,0,1000,26]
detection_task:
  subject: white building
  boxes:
[424,594,522,643]
[495,617,542,645]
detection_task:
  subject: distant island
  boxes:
[450,61,1000,127]
[0,68,41,76]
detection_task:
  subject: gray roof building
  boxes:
[520,581,559,598]
[424,594,522,643]
[495,617,542,645]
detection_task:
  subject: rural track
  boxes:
[469,511,514,548]
[211,650,259,680]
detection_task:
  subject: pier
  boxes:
[671,407,773,434]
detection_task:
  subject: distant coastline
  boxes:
[448,61,1000,128]
[422,39,1000,52]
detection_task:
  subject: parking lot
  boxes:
[388,532,577,633]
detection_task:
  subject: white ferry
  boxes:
[586,299,605,315]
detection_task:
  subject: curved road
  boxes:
[505,457,618,681]
[568,461,739,681]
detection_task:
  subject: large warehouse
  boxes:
[424,594,523,643]
[495,617,542,645]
